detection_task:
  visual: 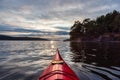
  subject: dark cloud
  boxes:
[0,0,120,36]
[1,0,119,20]
[53,26,70,32]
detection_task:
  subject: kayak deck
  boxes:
[39,49,79,80]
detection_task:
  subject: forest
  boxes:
[69,10,120,41]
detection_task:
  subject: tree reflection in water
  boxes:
[70,42,120,67]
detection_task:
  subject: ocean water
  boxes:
[0,41,120,80]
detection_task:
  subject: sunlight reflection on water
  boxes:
[0,41,62,80]
[50,40,56,55]
[0,41,120,80]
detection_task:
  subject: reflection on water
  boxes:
[0,41,55,80]
[0,41,69,80]
[0,41,120,80]
[70,42,120,80]
[70,42,120,67]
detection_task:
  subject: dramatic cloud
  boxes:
[0,0,120,36]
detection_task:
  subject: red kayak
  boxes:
[39,49,79,80]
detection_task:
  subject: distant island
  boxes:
[0,35,49,41]
[69,10,120,42]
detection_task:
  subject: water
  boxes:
[0,41,120,80]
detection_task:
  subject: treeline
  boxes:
[0,35,49,41]
[70,10,120,40]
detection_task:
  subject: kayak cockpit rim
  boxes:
[51,60,64,65]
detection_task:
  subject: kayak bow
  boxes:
[39,49,79,80]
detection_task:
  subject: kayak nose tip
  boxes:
[53,48,63,61]
[56,48,59,53]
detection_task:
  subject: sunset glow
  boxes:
[0,0,120,36]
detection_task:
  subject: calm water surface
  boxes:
[0,41,120,80]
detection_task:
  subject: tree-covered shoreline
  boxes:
[0,35,49,41]
[69,10,120,42]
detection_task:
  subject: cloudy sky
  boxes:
[0,0,120,36]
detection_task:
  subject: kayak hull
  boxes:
[39,49,79,80]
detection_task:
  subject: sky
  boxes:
[0,0,120,36]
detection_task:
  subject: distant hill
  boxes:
[55,31,69,35]
[0,35,49,41]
